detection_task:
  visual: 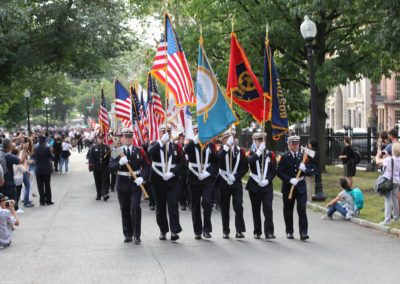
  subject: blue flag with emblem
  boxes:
[196,38,238,147]
[264,39,288,140]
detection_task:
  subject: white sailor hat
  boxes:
[121,127,134,134]
[287,135,300,144]
[159,124,172,131]
[222,130,231,138]
[193,124,198,131]
[252,132,265,139]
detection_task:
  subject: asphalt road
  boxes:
[1,151,399,284]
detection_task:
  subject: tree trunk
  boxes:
[317,90,328,173]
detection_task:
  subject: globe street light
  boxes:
[300,15,326,201]
[24,89,31,134]
[44,97,50,136]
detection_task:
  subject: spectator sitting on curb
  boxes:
[321,178,359,220]
[0,193,19,248]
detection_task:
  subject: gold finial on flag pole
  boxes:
[231,15,235,32]
[266,23,269,41]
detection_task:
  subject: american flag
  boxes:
[151,13,196,107]
[146,73,165,141]
[130,84,145,146]
[114,79,132,128]
[99,89,109,133]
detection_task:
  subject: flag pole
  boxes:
[229,16,235,174]
[261,23,269,174]
[164,11,169,173]
[199,25,204,174]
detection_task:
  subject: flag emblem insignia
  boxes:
[196,66,218,115]
[234,63,260,102]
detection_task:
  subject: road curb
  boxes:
[272,191,400,239]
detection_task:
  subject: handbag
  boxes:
[376,157,394,194]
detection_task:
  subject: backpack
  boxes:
[353,151,361,166]
[346,188,364,211]
[0,150,8,176]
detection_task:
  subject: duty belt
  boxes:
[118,170,140,177]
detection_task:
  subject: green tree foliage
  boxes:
[129,0,400,170]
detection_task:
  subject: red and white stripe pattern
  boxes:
[152,36,167,70]
[147,92,165,141]
[99,89,109,133]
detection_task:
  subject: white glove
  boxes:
[193,135,199,144]
[259,142,266,151]
[134,177,144,186]
[290,178,299,186]
[227,136,234,146]
[227,179,234,185]
[223,145,229,152]
[228,173,235,182]
[299,163,306,172]
[161,133,170,144]
[199,171,210,180]
[163,172,175,181]
[119,156,128,166]
[259,179,269,187]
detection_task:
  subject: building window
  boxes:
[396,76,400,100]
[395,110,400,125]
[377,83,381,96]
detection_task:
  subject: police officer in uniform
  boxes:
[147,125,185,241]
[88,133,111,201]
[277,135,312,240]
[245,132,277,239]
[216,130,248,239]
[109,128,147,244]
[184,133,217,239]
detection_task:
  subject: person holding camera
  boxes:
[0,193,19,248]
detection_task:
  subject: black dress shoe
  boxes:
[46,201,54,205]
[134,237,141,244]
[40,202,46,206]
[203,232,212,239]
[286,233,294,239]
[194,234,202,240]
[149,205,155,211]
[300,234,309,241]
[254,233,261,239]
[235,232,245,239]
[159,233,167,240]
[223,233,229,239]
[103,195,109,201]
[96,196,101,200]
[170,233,179,241]
[266,234,276,240]
[124,237,132,243]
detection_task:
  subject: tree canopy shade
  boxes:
[0,0,135,126]
[129,0,400,169]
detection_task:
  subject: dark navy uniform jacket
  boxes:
[245,150,277,193]
[147,141,185,186]
[184,140,218,186]
[109,146,149,193]
[277,151,312,194]
[88,143,110,172]
[216,145,248,187]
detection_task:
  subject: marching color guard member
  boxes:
[109,128,148,244]
[184,133,217,239]
[216,131,248,239]
[88,133,111,201]
[277,135,312,241]
[245,132,277,239]
[147,124,185,241]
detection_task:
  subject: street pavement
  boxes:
[1,151,399,284]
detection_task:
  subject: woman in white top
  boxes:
[375,142,400,225]
[60,137,72,174]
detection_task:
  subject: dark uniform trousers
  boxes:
[277,151,311,235]
[110,172,116,191]
[220,182,245,234]
[36,174,52,204]
[190,181,213,234]
[93,171,109,198]
[117,182,142,239]
[152,178,182,234]
[249,190,274,235]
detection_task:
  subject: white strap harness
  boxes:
[188,146,210,178]
[250,151,269,182]
[219,146,241,183]
[152,142,176,177]
[118,170,140,177]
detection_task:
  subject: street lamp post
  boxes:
[44,97,49,136]
[300,15,326,201]
[24,89,31,134]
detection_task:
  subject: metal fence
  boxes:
[241,128,379,166]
